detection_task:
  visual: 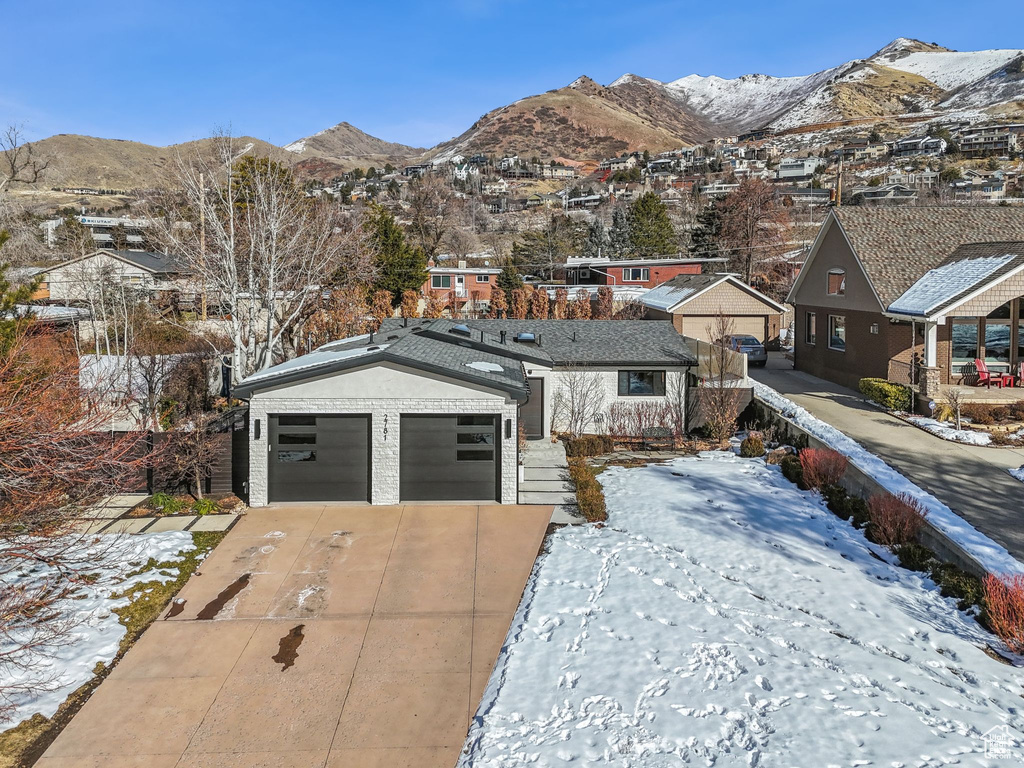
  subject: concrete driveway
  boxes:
[39,503,552,768]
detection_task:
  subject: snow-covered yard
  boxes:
[1,532,197,730]
[464,453,1024,766]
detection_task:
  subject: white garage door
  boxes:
[685,315,767,343]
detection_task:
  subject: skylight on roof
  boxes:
[514,332,536,343]
[451,324,472,337]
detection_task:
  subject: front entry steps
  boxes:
[518,439,584,524]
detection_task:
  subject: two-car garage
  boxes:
[266,412,500,504]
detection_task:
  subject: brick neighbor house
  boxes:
[788,207,1024,403]
[560,256,722,290]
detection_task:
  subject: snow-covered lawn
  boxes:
[464,453,1024,767]
[905,416,992,446]
[1,532,196,730]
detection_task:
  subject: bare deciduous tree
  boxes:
[407,174,459,259]
[0,124,50,192]
[943,387,966,431]
[0,330,152,719]
[718,178,790,285]
[551,365,606,438]
[701,312,744,443]
[146,133,366,382]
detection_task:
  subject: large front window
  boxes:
[617,370,666,396]
[431,275,451,289]
[623,268,650,282]
[828,315,845,351]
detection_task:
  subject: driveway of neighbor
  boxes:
[39,502,552,768]
[751,354,1024,562]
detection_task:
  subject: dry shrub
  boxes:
[568,457,607,522]
[798,448,848,489]
[984,573,1024,653]
[960,402,995,425]
[867,492,927,546]
[606,401,674,440]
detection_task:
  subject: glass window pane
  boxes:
[828,316,845,351]
[458,432,494,445]
[457,449,493,462]
[985,322,1011,362]
[457,415,493,426]
[951,319,978,360]
[277,415,316,427]
[278,433,316,445]
[278,450,316,462]
[628,371,655,395]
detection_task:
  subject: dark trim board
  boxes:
[521,378,545,439]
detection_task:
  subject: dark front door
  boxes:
[521,378,544,439]
[399,414,499,501]
[268,414,370,502]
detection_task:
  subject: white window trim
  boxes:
[431,275,452,289]
[623,268,650,282]
[826,268,846,296]
[475,274,490,283]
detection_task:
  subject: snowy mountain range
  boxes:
[426,38,1024,162]
[22,38,1024,190]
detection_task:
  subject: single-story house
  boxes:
[788,206,1024,397]
[40,249,184,303]
[232,318,695,506]
[642,274,787,346]
[560,256,724,289]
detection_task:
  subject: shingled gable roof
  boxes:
[829,207,1024,306]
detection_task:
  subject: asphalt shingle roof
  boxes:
[107,250,183,273]
[887,242,1024,317]
[833,207,1024,306]
[379,319,695,366]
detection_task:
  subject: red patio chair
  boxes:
[974,358,1014,388]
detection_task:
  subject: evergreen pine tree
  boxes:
[366,204,427,306]
[627,192,675,257]
[583,218,608,260]
[608,206,631,259]
[689,204,723,259]
[496,263,524,294]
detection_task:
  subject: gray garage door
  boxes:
[400,414,499,501]
[268,414,370,502]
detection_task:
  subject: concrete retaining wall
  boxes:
[753,396,989,580]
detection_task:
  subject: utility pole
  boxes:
[835,155,843,208]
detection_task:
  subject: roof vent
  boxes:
[365,346,380,352]
[514,332,536,343]
[451,324,472,337]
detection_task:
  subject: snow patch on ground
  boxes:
[753,381,1023,575]
[1008,466,1024,483]
[906,416,992,446]
[464,454,1024,766]
[1,532,196,729]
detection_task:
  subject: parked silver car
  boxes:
[727,334,767,367]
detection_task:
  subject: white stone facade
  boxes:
[247,362,519,507]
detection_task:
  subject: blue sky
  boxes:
[2,0,1017,148]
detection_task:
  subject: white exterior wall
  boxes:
[247,362,519,507]
[45,254,154,302]
[523,363,690,435]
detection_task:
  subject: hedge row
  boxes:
[567,457,607,522]
[859,377,913,411]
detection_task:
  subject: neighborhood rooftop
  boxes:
[832,207,1024,305]
[887,242,1024,318]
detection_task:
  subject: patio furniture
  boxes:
[974,358,1014,388]
[641,427,673,452]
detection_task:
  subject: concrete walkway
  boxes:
[519,439,582,523]
[751,354,1024,562]
[73,514,239,534]
[40,503,553,768]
